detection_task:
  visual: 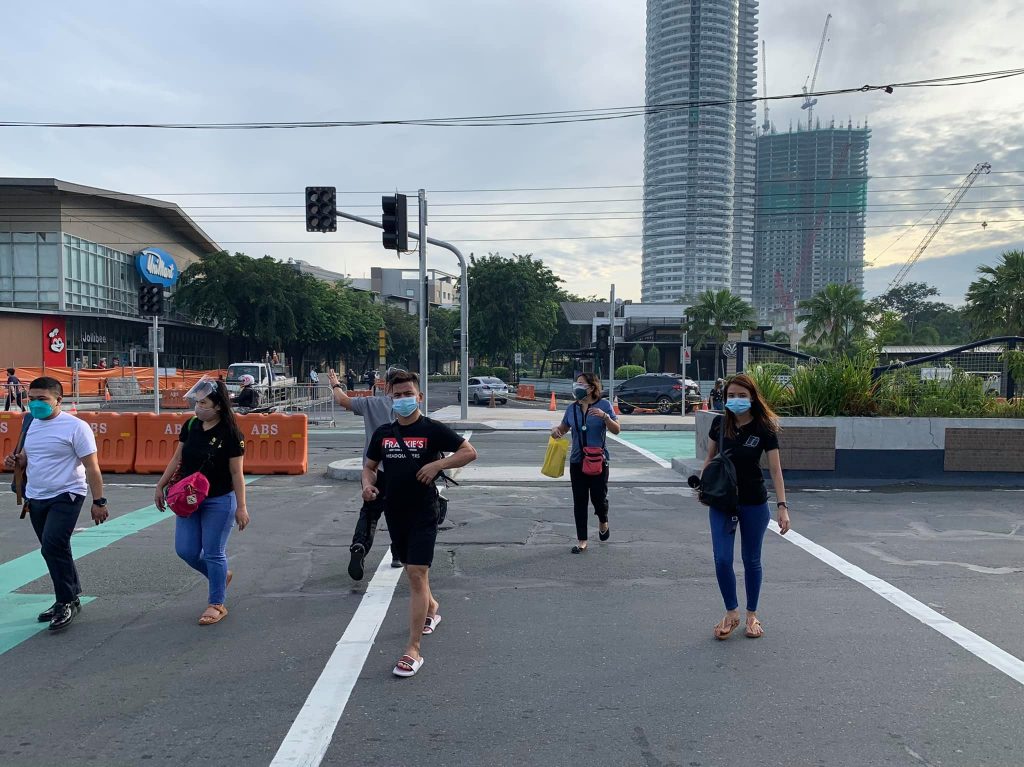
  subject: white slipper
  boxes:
[422,614,442,635]
[393,654,425,677]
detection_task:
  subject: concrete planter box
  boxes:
[693,410,1024,484]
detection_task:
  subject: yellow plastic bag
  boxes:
[541,436,569,478]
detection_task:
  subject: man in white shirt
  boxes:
[4,377,109,632]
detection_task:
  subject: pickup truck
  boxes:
[225,362,297,405]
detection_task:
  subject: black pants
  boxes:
[352,470,389,553]
[28,493,86,604]
[4,391,25,411]
[569,462,609,541]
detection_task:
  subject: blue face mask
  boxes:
[392,396,418,417]
[28,400,55,419]
[573,385,589,400]
[725,397,751,415]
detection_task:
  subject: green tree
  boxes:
[964,250,1024,337]
[381,303,419,371]
[765,330,790,346]
[630,344,646,367]
[428,307,460,374]
[871,282,940,336]
[684,289,756,378]
[467,253,562,366]
[645,346,661,372]
[798,283,870,355]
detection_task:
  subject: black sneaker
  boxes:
[348,545,366,581]
[38,598,79,623]
[48,601,81,632]
[391,558,403,568]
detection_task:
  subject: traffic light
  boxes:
[137,284,164,317]
[305,186,337,232]
[381,194,408,251]
[596,324,610,354]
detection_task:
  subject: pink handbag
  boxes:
[166,472,211,518]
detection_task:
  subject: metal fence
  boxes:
[872,338,1021,398]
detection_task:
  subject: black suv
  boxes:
[614,374,702,414]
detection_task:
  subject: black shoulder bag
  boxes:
[388,421,459,525]
[698,417,739,512]
[10,413,33,518]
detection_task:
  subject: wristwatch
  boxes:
[332,383,343,390]
[776,501,788,509]
[93,497,108,507]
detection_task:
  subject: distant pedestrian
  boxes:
[97,358,107,369]
[345,370,355,391]
[550,372,620,553]
[3,377,108,632]
[5,367,26,412]
[154,378,248,626]
[327,365,406,579]
[309,368,320,385]
[701,373,789,641]
[362,370,477,677]
[710,378,725,411]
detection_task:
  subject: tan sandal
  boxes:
[713,615,741,640]
[226,570,233,588]
[198,604,228,626]
[745,617,764,638]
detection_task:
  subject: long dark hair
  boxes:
[208,380,242,438]
[723,373,780,438]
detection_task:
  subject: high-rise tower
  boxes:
[641,0,759,305]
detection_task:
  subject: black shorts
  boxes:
[384,498,439,567]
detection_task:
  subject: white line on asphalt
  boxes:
[269,553,404,767]
[607,433,672,468]
[770,520,1024,686]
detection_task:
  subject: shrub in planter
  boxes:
[615,364,646,381]
[789,352,877,417]
[470,366,494,377]
[747,365,793,413]
[492,366,511,382]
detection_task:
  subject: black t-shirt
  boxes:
[709,414,780,505]
[178,417,246,498]
[366,416,465,509]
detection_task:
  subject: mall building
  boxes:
[0,178,228,370]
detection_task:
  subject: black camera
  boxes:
[687,474,701,489]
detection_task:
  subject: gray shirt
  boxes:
[350,394,394,452]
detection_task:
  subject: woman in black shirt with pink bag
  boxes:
[155,378,248,626]
[701,373,790,640]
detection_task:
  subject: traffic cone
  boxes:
[548,391,557,411]
[488,390,496,408]
[104,386,112,402]
[613,397,621,416]
[69,402,78,414]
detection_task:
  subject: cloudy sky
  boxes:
[2,1,1021,304]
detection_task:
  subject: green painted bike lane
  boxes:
[616,431,695,463]
[0,478,259,655]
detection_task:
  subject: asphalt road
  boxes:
[1,430,1023,766]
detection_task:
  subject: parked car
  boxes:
[457,376,509,405]
[614,373,701,414]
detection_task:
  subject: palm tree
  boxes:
[684,289,756,378]
[964,250,1024,337]
[797,283,870,354]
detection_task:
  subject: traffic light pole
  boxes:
[152,315,161,415]
[418,189,429,413]
[333,207,469,420]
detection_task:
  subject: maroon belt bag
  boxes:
[581,446,605,476]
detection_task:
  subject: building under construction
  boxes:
[752,121,870,328]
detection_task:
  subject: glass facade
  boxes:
[63,234,141,316]
[0,231,61,309]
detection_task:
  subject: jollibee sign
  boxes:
[42,317,67,367]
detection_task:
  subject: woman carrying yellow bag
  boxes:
[541,435,569,478]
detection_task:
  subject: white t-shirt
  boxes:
[24,411,98,500]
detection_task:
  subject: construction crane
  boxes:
[887,162,992,291]
[801,13,832,129]
[761,41,770,134]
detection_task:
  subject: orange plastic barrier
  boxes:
[0,411,25,473]
[237,413,308,475]
[134,413,193,474]
[517,384,536,401]
[160,389,191,409]
[74,412,138,473]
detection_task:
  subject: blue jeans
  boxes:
[709,502,770,612]
[174,492,236,605]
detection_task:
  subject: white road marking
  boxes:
[616,436,1024,687]
[607,433,672,468]
[773,522,1024,686]
[269,553,404,767]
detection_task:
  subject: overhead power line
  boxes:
[2,67,1021,130]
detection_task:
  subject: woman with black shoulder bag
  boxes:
[550,372,620,553]
[700,373,790,640]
